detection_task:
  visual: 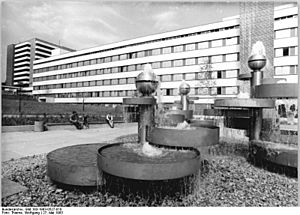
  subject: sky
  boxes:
[1,0,242,82]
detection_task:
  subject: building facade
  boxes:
[32,4,298,106]
[6,38,74,93]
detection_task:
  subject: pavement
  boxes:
[1,123,137,162]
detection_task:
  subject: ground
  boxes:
[1,124,298,207]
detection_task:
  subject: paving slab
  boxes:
[1,177,28,199]
[1,123,137,162]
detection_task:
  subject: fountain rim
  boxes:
[97,142,201,180]
[98,142,200,164]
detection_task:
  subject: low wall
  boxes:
[2,121,125,133]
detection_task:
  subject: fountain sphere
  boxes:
[248,54,267,71]
[136,64,158,96]
[179,81,190,95]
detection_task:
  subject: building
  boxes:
[32,4,298,107]
[6,38,75,93]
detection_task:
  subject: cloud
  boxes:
[152,11,180,31]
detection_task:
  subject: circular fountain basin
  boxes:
[47,143,107,186]
[167,110,193,120]
[164,113,185,126]
[255,83,298,98]
[97,142,200,180]
[249,140,298,168]
[148,125,219,148]
[214,98,274,108]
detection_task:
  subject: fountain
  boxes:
[47,65,201,192]
[214,41,298,175]
[97,64,201,196]
[148,80,219,150]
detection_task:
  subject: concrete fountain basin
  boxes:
[148,124,219,148]
[97,142,201,180]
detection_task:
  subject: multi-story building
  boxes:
[6,38,75,93]
[32,4,298,107]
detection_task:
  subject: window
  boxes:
[152,48,161,56]
[185,73,195,80]
[97,58,104,64]
[103,91,110,97]
[97,69,103,75]
[225,37,238,46]
[173,73,183,81]
[111,79,118,85]
[83,81,89,87]
[104,57,111,63]
[112,55,119,61]
[185,43,196,51]
[121,66,128,72]
[173,45,184,53]
[152,62,161,69]
[111,91,118,97]
[127,77,135,84]
[185,58,196,66]
[198,87,209,95]
[111,67,119,73]
[226,70,238,78]
[103,79,111,85]
[290,47,297,56]
[104,68,111,74]
[211,55,223,63]
[77,82,83,87]
[290,65,298,74]
[283,47,289,56]
[90,70,97,75]
[217,87,222,95]
[161,75,172,82]
[226,53,238,61]
[128,52,137,59]
[217,71,222,78]
[225,87,238,95]
[137,51,145,58]
[162,47,172,54]
[197,41,209,49]
[275,48,283,57]
[90,81,96,86]
[162,61,172,68]
[211,39,223,47]
[128,65,136,72]
[120,54,127,60]
[275,29,291,39]
[197,56,210,64]
[291,28,297,37]
[165,89,172,96]
[173,59,184,67]
[136,64,143,70]
[119,78,126,84]
[91,59,97,65]
[83,60,90,66]
[275,66,290,75]
[96,80,103,86]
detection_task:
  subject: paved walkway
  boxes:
[1,123,137,162]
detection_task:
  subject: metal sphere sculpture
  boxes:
[136,64,158,96]
[248,54,267,71]
[179,81,191,95]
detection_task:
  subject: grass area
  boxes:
[1,139,297,207]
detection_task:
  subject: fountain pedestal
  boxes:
[123,97,156,143]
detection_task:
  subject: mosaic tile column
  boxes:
[239,1,274,94]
